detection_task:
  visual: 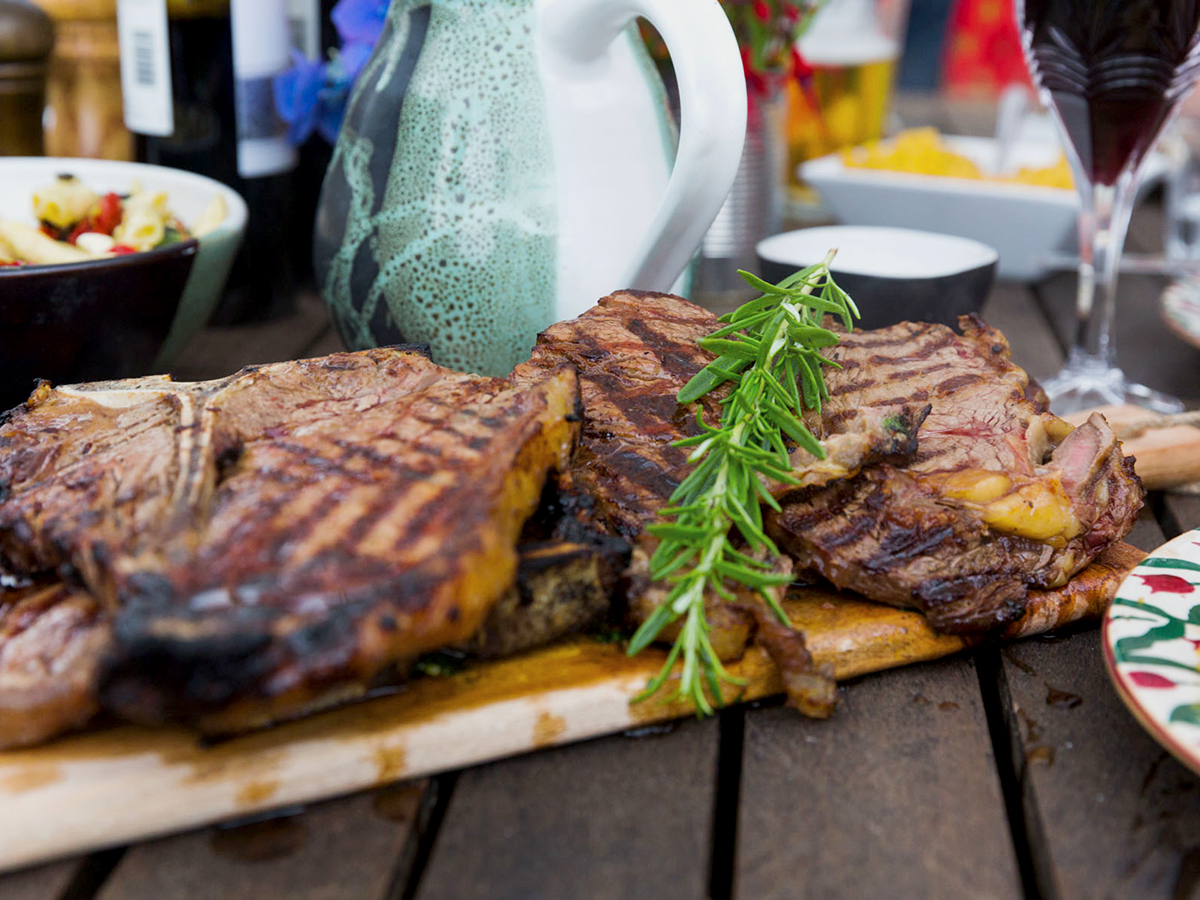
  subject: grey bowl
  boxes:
[756,226,999,331]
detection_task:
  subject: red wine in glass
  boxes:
[1017,0,1200,413]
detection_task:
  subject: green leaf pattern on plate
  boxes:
[1106,532,1200,753]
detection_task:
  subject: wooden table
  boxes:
[5,155,1200,900]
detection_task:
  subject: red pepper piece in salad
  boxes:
[65,192,124,245]
[90,193,123,236]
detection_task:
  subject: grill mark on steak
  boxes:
[625,318,709,383]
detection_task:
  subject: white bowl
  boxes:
[757,226,998,329]
[799,135,1075,281]
[0,157,247,367]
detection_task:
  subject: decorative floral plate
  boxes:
[1161,277,1200,351]
[1103,527,1200,775]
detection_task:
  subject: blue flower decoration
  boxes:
[332,0,389,45]
[274,0,388,146]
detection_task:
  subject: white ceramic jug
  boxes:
[314,0,746,375]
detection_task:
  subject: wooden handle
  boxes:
[1067,405,1200,491]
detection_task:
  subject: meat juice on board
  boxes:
[1019,0,1200,185]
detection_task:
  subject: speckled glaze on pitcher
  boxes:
[313,0,745,375]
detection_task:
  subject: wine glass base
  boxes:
[1040,357,1184,416]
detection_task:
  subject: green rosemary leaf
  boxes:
[647,522,716,544]
[752,475,785,512]
[628,600,679,656]
[720,293,787,323]
[772,409,823,457]
[678,354,745,403]
[713,560,792,589]
[788,324,840,347]
[699,338,762,360]
[736,270,791,295]
[629,251,857,714]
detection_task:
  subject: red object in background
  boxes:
[942,0,1032,97]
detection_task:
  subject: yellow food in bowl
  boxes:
[840,127,1074,190]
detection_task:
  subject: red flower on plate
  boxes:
[1137,574,1197,594]
[1128,671,1178,689]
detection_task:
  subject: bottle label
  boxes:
[116,0,174,136]
[287,0,321,61]
[231,0,298,178]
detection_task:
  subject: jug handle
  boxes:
[542,0,747,292]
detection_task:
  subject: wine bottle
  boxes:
[116,0,300,324]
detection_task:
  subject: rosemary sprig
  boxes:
[627,251,857,714]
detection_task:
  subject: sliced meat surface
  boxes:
[0,581,107,749]
[521,297,1141,636]
[0,377,209,597]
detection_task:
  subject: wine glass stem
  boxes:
[1072,174,1136,368]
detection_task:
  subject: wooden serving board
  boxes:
[0,542,1142,873]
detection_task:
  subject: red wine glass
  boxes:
[1016,0,1200,414]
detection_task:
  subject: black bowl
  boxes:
[0,240,198,410]
[756,226,999,331]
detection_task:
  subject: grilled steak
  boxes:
[0,348,584,733]
[0,293,1145,741]
[518,295,1141,638]
[0,581,106,748]
[513,292,925,711]
[767,317,1144,632]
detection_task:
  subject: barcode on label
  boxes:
[118,0,173,135]
[132,30,156,87]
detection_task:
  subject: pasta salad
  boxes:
[0,174,226,267]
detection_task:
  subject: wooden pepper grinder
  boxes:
[0,0,54,156]
[30,0,133,159]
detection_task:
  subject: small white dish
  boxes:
[756,225,998,330]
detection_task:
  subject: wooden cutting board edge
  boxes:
[0,541,1143,873]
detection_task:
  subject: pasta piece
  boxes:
[0,221,90,264]
[113,210,165,251]
[113,188,170,251]
[191,195,227,237]
[32,176,100,230]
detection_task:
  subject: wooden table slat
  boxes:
[94,786,427,900]
[735,656,1023,900]
[0,860,83,900]
[1165,493,1200,536]
[170,291,333,382]
[996,509,1200,900]
[982,279,1067,381]
[413,719,719,900]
